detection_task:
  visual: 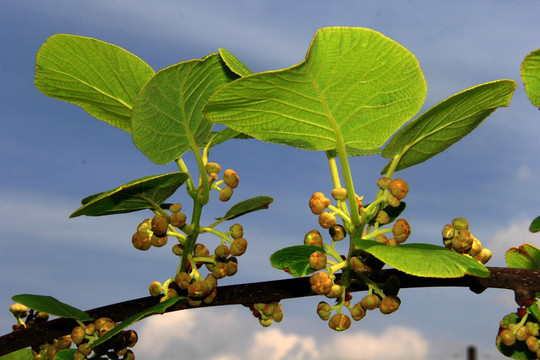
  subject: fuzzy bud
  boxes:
[9,304,28,318]
[230,237,248,256]
[272,304,284,322]
[331,188,348,201]
[380,296,401,314]
[318,212,337,229]
[452,217,469,231]
[325,284,344,299]
[309,192,331,215]
[309,251,327,271]
[220,186,234,202]
[386,193,401,208]
[137,219,152,231]
[329,224,346,241]
[442,224,455,240]
[350,302,367,321]
[229,223,244,239]
[132,230,152,251]
[317,301,332,321]
[328,313,351,331]
[375,210,390,225]
[149,281,163,297]
[349,256,365,273]
[388,178,409,199]
[310,272,333,295]
[360,294,381,310]
[304,230,323,246]
[71,326,86,345]
[223,169,239,188]
[172,244,184,256]
[151,214,169,237]
[169,203,182,213]
[205,162,221,175]
[151,234,168,247]
[377,177,392,190]
[175,272,192,289]
[214,244,231,259]
[194,243,210,258]
[170,212,187,228]
[392,218,411,243]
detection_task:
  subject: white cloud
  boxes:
[134,307,429,360]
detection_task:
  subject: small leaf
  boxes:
[353,240,489,278]
[506,244,540,270]
[382,80,516,173]
[131,54,237,165]
[521,49,540,108]
[70,172,188,217]
[205,127,252,149]
[89,296,184,349]
[270,245,325,277]
[219,48,253,77]
[11,294,92,322]
[53,350,77,360]
[0,348,33,360]
[35,34,155,132]
[530,216,540,233]
[204,27,426,153]
[367,202,406,225]
[216,196,273,221]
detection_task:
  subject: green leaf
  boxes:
[270,245,325,277]
[530,216,540,233]
[204,27,426,154]
[219,48,253,77]
[506,244,540,270]
[521,49,540,108]
[353,240,489,278]
[88,296,184,349]
[131,54,237,164]
[70,172,188,217]
[0,348,33,360]
[381,80,516,173]
[367,202,406,225]
[204,127,252,149]
[53,350,77,360]
[216,196,274,221]
[11,294,92,322]
[35,34,155,132]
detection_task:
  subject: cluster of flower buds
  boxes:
[377,177,409,207]
[204,162,239,202]
[374,218,411,247]
[246,302,284,327]
[442,217,492,264]
[70,317,137,360]
[497,311,540,357]
[131,203,189,252]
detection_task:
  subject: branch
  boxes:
[2,267,540,356]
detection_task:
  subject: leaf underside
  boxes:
[204,27,426,155]
[521,48,540,108]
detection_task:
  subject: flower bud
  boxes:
[349,256,365,273]
[309,251,327,271]
[516,325,532,341]
[331,188,348,201]
[149,281,162,297]
[375,210,390,225]
[452,232,473,253]
[194,243,210,257]
[230,237,248,256]
[220,186,233,202]
[388,178,409,199]
[468,237,482,257]
[85,323,96,336]
[304,230,323,246]
[212,262,228,279]
[57,335,72,350]
[169,203,182,213]
[272,304,284,322]
[205,162,221,175]
[360,294,381,310]
[223,169,239,188]
[214,244,231,259]
[479,248,492,264]
[317,301,332,321]
[380,296,401,314]
[229,223,244,239]
[9,304,28,318]
[392,218,411,243]
[310,272,333,295]
[203,287,218,305]
[309,192,331,215]
[328,313,351,331]
[132,230,152,251]
[527,336,539,352]
[226,257,238,276]
[318,212,337,229]
[386,194,400,208]
[123,329,138,348]
[350,302,366,321]
[375,234,389,244]
[78,343,91,357]
[325,284,344,299]
[175,272,192,289]
[441,224,455,240]
[452,217,469,231]
[259,317,273,327]
[188,280,210,298]
[205,274,218,292]
[172,244,184,256]
[71,326,86,345]
[151,214,169,236]
[151,234,168,247]
[499,329,515,346]
[170,212,187,228]
[137,219,152,231]
[329,224,346,241]
[94,317,115,334]
[377,177,392,190]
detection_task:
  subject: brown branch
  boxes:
[2,267,540,356]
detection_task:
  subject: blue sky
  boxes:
[1,1,540,359]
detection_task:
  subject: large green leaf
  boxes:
[353,240,489,278]
[88,296,184,349]
[506,244,540,270]
[35,34,155,132]
[203,27,426,154]
[270,245,326,277]
[11,294,92,322]
[381,80,516,173]
[70,172,188,217]
[131,54,237,164]
[216,196,274,221]
[0,348,33,360]
[521,49,540,108]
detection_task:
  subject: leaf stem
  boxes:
[176,158,195,197]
